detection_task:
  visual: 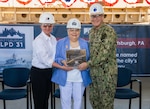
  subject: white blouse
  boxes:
[31,31,57,69]
[67,46,83,82]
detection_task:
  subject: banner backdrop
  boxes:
[0,25,34,73]
[112,25,150,76]
[0,24,150,76]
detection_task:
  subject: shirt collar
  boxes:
[41,31,51,41]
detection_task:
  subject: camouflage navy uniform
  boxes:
[88,23,118,109]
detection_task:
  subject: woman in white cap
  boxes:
[30,12,72,109]
[51,18,92,109]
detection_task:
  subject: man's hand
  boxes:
[78,62,88,70]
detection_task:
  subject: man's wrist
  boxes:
[87,60,91,67]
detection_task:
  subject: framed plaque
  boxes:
[66,49,86,67]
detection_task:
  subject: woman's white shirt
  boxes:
[32,31,57,69]
[67,46,83,82]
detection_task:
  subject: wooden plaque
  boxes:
[66,49,86,67]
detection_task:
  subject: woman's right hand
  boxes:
[62,66,73,71]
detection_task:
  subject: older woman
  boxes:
[51,18,92,109]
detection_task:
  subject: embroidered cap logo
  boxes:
[93,8,97,12]
[47,17,50,20]
[72,22,77,26]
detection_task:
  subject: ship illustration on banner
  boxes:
[0,26,33,75]
[0,28,25,49]
[0,53,31,73]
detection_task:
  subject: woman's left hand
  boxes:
[61,60,68,66]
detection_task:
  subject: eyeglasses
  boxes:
[90,14,103,18]
[42,24,53,28]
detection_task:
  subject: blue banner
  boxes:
[0,24,150,76]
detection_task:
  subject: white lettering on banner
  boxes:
[117,58,124,63]
[0,42,13,47]
[16,42,23,47]
[116,53,138,64]
[117,38,149,48]
[120,53,137,57]
[138,41,144,45]
[118,65,125,68]
[125,58,137,64]
[117,41,136,46]
[0,41,24,48]
[117,58,137,64]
